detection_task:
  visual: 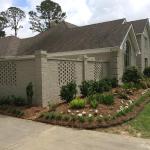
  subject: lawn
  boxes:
[96,102,150,139]
[128,102,150,138]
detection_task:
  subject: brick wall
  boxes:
[0,50,118,107]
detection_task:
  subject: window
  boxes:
[145,58,148,68]
[124,41,131,69]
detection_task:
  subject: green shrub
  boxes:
[94,79,112,93]
[100,94,114,105]
[55,113,62,121]
[143,67,150,77]
[90,99,98,109]
[122,66,142,83]
[101,78,118,88]
[26,82,33,106]
[122,82,142,89]
[79,80,95,97]
[78,116,86,123]
[12,109,24,117]
[45,112,56,120]
[109,78,118,88]
[62,114,71,121]
[13,96,26,106]
[0,96,12,105]
[87,116,94,123]
[60,81,77,103]
[70,98,86,109]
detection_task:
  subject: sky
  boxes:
[0,0,150,38]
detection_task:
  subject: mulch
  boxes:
[36,98,150,129]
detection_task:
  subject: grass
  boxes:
[127,103,150,138]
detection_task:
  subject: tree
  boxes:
[29,0,66,33]
[0,16,7,37]
[1,7,26,37]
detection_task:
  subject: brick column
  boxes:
[83,55,88,81]
[35,51,49,107]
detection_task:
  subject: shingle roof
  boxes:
[0,18,130,56]
[128,19,148,34]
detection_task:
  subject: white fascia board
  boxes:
[120,25,140,53]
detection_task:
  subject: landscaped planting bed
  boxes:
[1,66,150,130]
[0,105,47,119]
[37,88,150,129]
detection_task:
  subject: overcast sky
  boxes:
[0,0,150,38]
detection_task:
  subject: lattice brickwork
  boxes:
[58,61,76,86]
[0,62,17,86]
[94,62,103,80]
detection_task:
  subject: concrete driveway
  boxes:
[0,115,150,150]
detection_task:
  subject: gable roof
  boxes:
[128,19,149,34]
[0,18,130,56]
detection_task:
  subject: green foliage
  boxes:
[94,79,112,93]
[11,109,24,117]
[87,116,94,123]
[78,116,86,123]
[70,98,86,109]
[0,96,13,105]
[129,103,150,138]
[12,96,26,106]
[101,94,114,105]
[88,94,114,106]
[122,82,142,89]
[143,67,150,77]
[60,81,77,103]
[0,16,7,37]
[0,95,26,107]
[1,7,26,36]
[79,78,116,97]
[90,99,98,109]
[0,31,5,37]
[122,66,142,83]
[28,0,66,33]
[26,82,33,106]
[62,114,70,121]
[79,80,95,97]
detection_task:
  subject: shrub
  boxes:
[79,80,95,97]
[60,81,77,103]
[90,99,98,109]
[70,98,86,109]
[143,67,150,77]
[94,80,112,93]
[78,116,86,123]
[109,78,118,88]
[0,96,12,105]
[62,114,71,121]
[122,82,142,89]
[122,66,142,83]
[55,113,62,121]
[87,116,94,123]
[12,109,24,117]
[101,78,118,88]
[26,82,33,106]
[100,94,114,105]
[12,96,26,106]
